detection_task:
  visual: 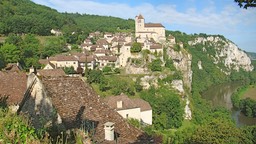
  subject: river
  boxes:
[201,82,256,126]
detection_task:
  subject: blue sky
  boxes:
[32,0,256,52]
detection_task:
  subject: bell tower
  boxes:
[135,14,145,32]
[135,14,145,37]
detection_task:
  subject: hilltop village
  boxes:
[0,14,180,143]
[1,11,256,144]
[39,14,175,74]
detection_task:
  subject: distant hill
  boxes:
[0,0,134,36]
[0,0,75,35]
[246,52,256,60]
[66,13,134,33]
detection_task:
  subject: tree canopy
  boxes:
[235,0,256,9]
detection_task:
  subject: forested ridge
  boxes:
[0,0,134,36]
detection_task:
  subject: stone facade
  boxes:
[135,14,166,43]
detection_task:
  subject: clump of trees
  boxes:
[130,42,142,53]
[140,86,183,129]
[0,34,66,70]
[149,58,162,72]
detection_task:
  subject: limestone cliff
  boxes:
[189,36,254,73]
[166,47,192,90]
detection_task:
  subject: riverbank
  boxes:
[242,85,256,100]
[201,82,256,126]
[231,84,256,118]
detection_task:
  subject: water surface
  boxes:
[201,82,256,126]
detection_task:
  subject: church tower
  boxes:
[135,14,145,34]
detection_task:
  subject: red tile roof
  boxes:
[97,56,117,62]
[150,44,162,49]
[137,14,144,19]
[49,55,78,61]
[37,69,66,77]
[41,77,148,143]
[145,23,164,28]
[104,94,137,110]
[104,94,152,111]
[0,71,27,105]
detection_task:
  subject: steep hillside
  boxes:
[67,13,134,33]
[0,0,75,35]
[0,0,134,36]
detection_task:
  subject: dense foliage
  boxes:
[130,42,142,53]
[141,86,183,129]
[239,98,256,117]
[0,34,66,70]
[0,105,44,143]
[0,0,75,35]
[0,0,134,39]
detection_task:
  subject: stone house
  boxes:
[119,42,132,67]
[78,55,97,70]
[150,43,163,54]
[0,71,27,112]
[80,43,93,51]
[104,94,152,125]
[48,55,79,71]
[20,74,151,143]
[43,62,55,70]
[96,39,109,49]
[97,56,118,68]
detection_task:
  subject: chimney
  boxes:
[117,101,122,109]
[104,122,115,141]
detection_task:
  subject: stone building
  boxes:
[104,94,152,125]
[135,14,166,43]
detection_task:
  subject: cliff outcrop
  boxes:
[189,36,254,73]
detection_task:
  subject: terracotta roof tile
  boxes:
[104,94,137,110]
[150,44,162,49]
[97,56,117,62]
[38,69,66,77]
[0,71,27,105]
[137,14,144,19]
[132,98,152,111]
[49,55,78,61]
[41,77,147,143]
[145,23,164,28]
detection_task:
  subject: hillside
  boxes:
[0,0,75,35]
[0,0,134,36]
[66,13,134,33]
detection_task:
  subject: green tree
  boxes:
[63,66,76,74]
[0,52,6,69]
[235,0,256,9]
[130,42,142,53]
[41,37,64,58]
[0,43,20,63]
[87,69,104,84]
[5,33,22,45]
[102,66,112,73]
[149,58,162,71]
[190,118,249,144]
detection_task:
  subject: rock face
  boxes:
[189,36,254,72]
[171,80,184,94]
[184,98,192,120]
[197,61,203,70]
[167,47,193,90]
